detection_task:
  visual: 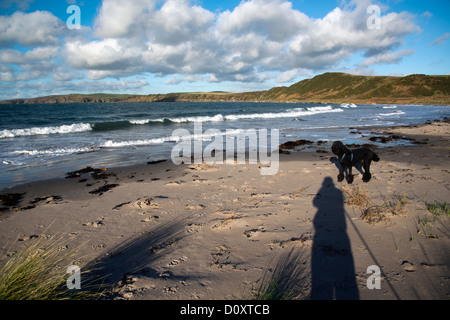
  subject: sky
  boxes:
[0,0,449,100]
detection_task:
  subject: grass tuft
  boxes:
[426,201,450,217]
[416,200,450,239]
[0,234,103,300]
[249,247,307,300]
[342,185,408,224]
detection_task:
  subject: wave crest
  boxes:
[0,123,92,139]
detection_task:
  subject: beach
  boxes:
[0,120,449,300]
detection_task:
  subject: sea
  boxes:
[0,101,449,190]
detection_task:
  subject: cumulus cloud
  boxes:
[215,0,310,42]
[94,0,156,38]
[0,0,421,99]
[0,11,64,46]
[78,0,418,81]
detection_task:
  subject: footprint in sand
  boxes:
[209,245,231,268]
[141,215,159,223]
[185,204,205,210]
[244,226,267,239]
[83,218,105,228]
[192,178,208,183]
[18,234,39,241]
[130,197,159,209]
[163,286,178,294]
[167,256,188,267]
[211,213,244,229]
[187,222,205,233]
[164,181,185,186]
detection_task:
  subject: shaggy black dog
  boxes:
[331,141,380,184]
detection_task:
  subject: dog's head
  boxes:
[331,141,344,155]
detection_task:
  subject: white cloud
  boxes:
[66,0,421,81]
[276,69,312,83]
[0,45,61,82]
[0,0,422,99]
[94,0,156,38]
[430,32,450,46]
[215,0,310,42]
[359,49,415,67]
[153,0,215,45]
[0,11,64,46]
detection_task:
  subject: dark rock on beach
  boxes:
[0,193,23,208]
[66,166,116,179]
[279,139,313,149]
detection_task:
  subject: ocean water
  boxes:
[0,101,448,189]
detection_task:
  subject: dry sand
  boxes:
[0,121,449,300]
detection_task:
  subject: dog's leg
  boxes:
[337,163,344,182]
[347,165,354,184]
[363,160,372,182]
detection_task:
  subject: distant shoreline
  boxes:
[2,72,450,105]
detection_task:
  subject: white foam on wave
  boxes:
[129,119,152,125]
[0,123,93,139]
[225,106,343,121]
[101,137,172,148]
[168,114,225,123]
[379,110,405,117]
[128,106,345,125]
[12,147,97,156]
[382,105,397,109]
[128,114,225,125]
[101,128,253,148]
[340,103,358,108]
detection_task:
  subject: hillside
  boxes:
[2,73,449,105]
[260,73,450,104]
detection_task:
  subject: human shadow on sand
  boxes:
[310,177,359,300]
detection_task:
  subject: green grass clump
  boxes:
[0,235,102,300]
[426,201,450,217]
[249,248,307,300]
[415,200,449,239]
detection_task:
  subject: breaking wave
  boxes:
[1,105,345,139]
[378,110,406,117]
[0,123,92,139]
[12,147,98,156]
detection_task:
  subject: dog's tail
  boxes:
[372,152,380,162]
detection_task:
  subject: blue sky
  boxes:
[0,0,449,99]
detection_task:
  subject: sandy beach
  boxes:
[0,120,449,300]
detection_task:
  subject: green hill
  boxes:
[258,73,450,104]
[2,73,449,105]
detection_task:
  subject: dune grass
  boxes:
[416,201,450,239]
[249,247,307,300]
[426,201,450,217]
[0,234,103,300]
[342,185,407,224]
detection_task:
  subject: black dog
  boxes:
[331,141,380,184]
